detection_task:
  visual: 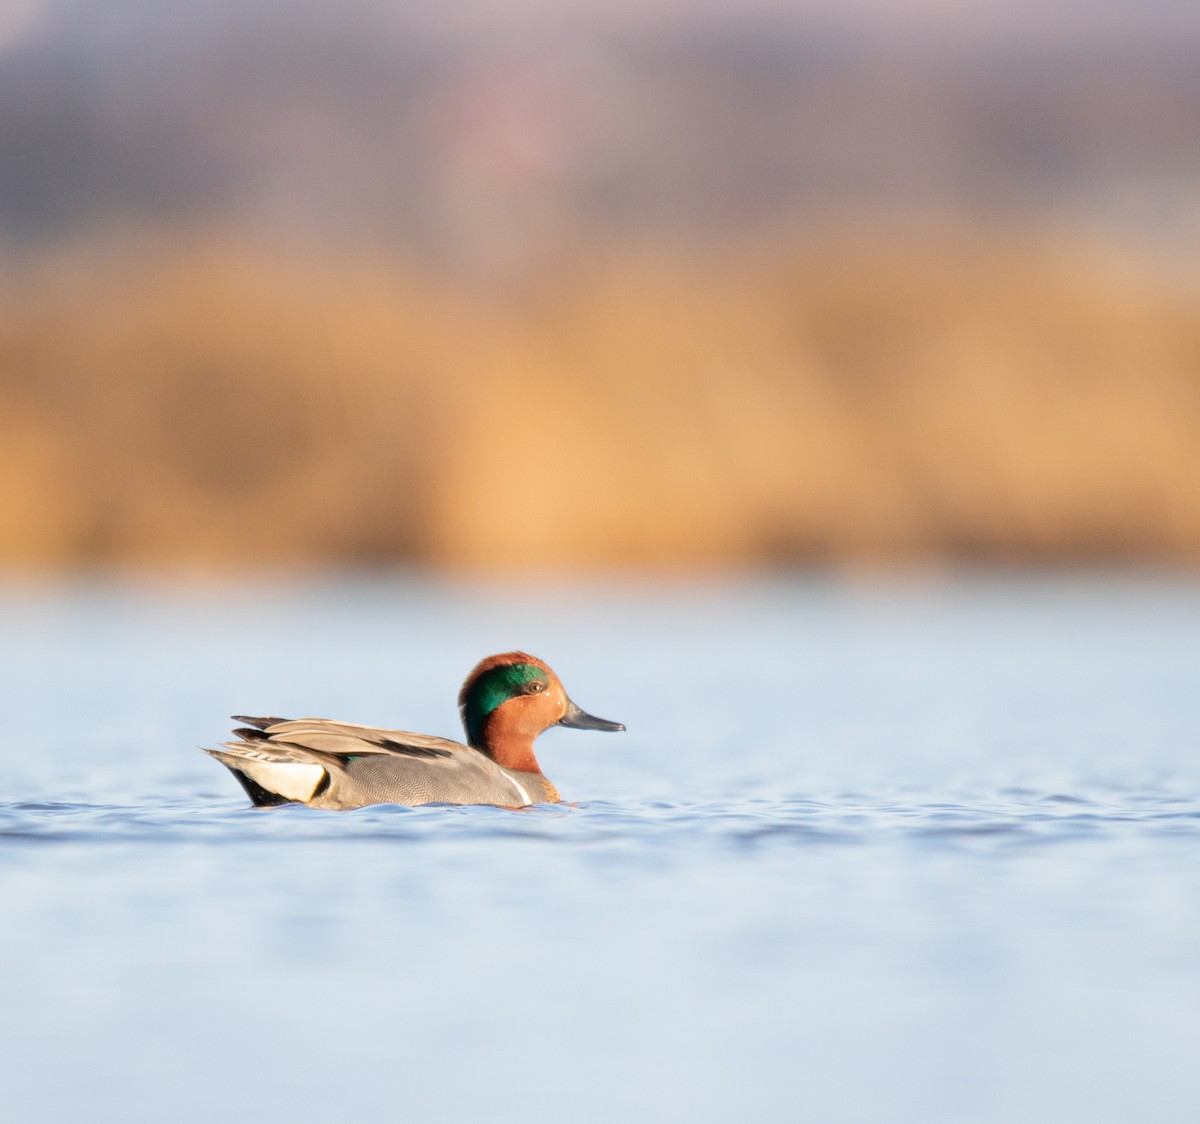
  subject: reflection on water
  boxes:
[1,575,1199,1122]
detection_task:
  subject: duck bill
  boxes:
[559,698,625,732]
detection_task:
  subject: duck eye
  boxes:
[525,680,547,694]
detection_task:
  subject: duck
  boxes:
[203,651,624,809]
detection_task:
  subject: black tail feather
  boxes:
[227,766,296,808]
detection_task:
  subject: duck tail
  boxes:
[203,745,327,807]
[225,765,296,807]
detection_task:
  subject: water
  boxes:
[2,574,1199,1123]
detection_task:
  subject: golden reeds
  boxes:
[2,228,1198,573]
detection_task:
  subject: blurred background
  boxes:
[1,0,1200,575]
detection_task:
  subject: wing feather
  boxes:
[247,718,463,760]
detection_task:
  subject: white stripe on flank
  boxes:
[507,774,533,806]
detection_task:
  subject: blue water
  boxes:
[2,575,1199,1123]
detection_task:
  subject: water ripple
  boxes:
[2,790,1198,850]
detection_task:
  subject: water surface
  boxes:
[2,575,1199,1122]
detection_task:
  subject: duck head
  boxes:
[458,651,625,774]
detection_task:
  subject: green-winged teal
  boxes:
[204,651,624,809]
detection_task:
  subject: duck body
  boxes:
[204,652,623,810]
[207,717,562,810]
